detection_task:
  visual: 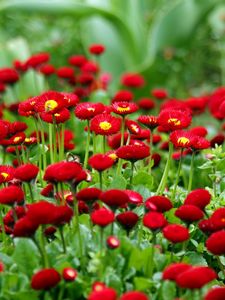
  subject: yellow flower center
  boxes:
[108,153,117,160]
[95,285,104,292]
[117,106,130,112]
[131,124,138,132]
[87,107,95,112]
[177,137,190,146]
[99,121,112,131]
[14,137,21,143]
[1,172,9,179]
[54,113,60,117]
[45,100,58,112]
[110,237,118,246]
[168,118,181,126]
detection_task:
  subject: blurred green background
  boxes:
[0,0,225,96]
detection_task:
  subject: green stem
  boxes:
[59,227,66,254]
[120,116,125,147]
[37,115,47,170]
[145,233,156,277]
[27,182,35,203]
[148,129,153,174]
[99,171,103,190]
[130,162,135,186]
[48,123,54,164]
[187,151,195,193]
[156,142,173,194]
[40,226,49,268]
[84,120,91,169]
[216,256,225,278]
[172,149,183,201]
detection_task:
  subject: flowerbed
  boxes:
[0,45,225,300]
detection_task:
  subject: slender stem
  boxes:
[156,142,173,194]
[103,136,106,154]
[59,227,66,254]
[84,121,91,169]
[0,207,6,244]
[172,149,183,201]
[92,132,97,154]
[187,151,195,193]
[216,256,225,278]
[148,129,153,174]
[145,233,156,277]
[27,182,35,203]
[40,226,49,268]
[32,237,46,267]
[52,117,57,162]
[15,146,22,165]
[130,162,135,186]
[37,115,47,170]
[120,116,125,147]
[99,172,103,190]
[100,227,104,252]
[48,123,54,164]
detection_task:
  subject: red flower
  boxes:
[124,190,143,207]
[35,91,65,114]
[31,268,61,290]
[14,163,39,182]
[163,224,189,243]
[170,130,196,148]
[175,205,204,223]
[111,101,138,115]
[39,64,55,76]
[116,144,150,161]
[120,291,148,300]
[100,189,129,209]
[52,205,73,226]
[91,208,115,227]
[192,136,210,150]
[184,189,211,210]
[40,108,70,124]
[76,187,101,203]
[62,267,77,281]
[0,165,15,184]
[90,114,121,135]
[145,195,173,212]
[26,53,50,69]
[138,98,155,110]
[163,263,192,281]
[78,72,94,85]
[0,185,24,206]
[126,120,141,135]
[44,161,83,183]
[26,201,57,225]
[116,211,139,231]
[176,266,217,289]
[81,61,99,73]
[89,44,105,55]
[204,287,225,300]
[210,208,225,230]
[186,96,208,115]
[121,73,145,88]
[0,68,19,84]
[88,154,114,172]
[0,121,8,140]
[158,109,192,131]
[210,134,224,147]
[74,102,105,120]
[108,132,129,149]
[138,115,158,129]
[68,55,87,67]
[0,261,4,272]
[107,236,120,249]
[198,219,217,235]
[151,88,168,99]
[206,230,225,255]
[13,217,39,237]
[18,97,37,117]
[190,126,208,137]
[112,90,133,103]
[40,183,54,197]
[4,206,26,226]
[88,288,117,300]
[56,66,74,79]
[143,211,167,231]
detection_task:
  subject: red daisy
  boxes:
[116,144,150,161]
[138,115,158,129]
[31,268,61,290]
[163,224,189,243]
[74,102,105,120]
[121,73,145,88]
[90,114,121,135]
[112,90,133,103]
[138,98,155,110]
[26,53,50,69]
[88,154,114,172]
[89,44,105,55]
[158,109,192,131]
[91,208,115,227]
[40,108,70,124]
[35,91,66,114]
[170,130,196,148]
[151,88,168,99]
[111,101,138,116]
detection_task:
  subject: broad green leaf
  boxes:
[161,281,176,300]
[109,175,127,189]
[12,238,39,276]
[133,276,152,291]
[133,171,153,188]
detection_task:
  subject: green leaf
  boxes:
[161,281,176,300]
[186,251,208,266]
[12,238,39,276]
[133,171,153,188]
[109,175,127,189]
[133,277,152,291]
